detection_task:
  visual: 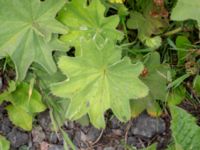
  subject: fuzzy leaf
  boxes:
[171,0,200,27]
[0,0,67,81]
[51,40,148,128]
[57,0,123,49]
[170,106,200,150]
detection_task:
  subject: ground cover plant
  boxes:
[0,0,200,149]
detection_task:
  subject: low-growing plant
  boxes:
[0,0,200,149]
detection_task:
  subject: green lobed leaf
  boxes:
[51,39,148,128]
[141,52,169,101]
[127,11,165,40]
[0,82,46,130]
[171,0,200,27]
[170,106,200,150]
[0,135,10,150]
[0,0,67,81]
[57,0,123,50]
[131,52,170,117]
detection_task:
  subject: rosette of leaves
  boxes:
[57,0,123,51]
[131,52,170,117]
[51,39,148,128]
[0,0,67,81]
[0,81,46,131]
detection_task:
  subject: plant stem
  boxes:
[163,27,182,36]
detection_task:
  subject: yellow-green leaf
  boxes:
[51,40,148,128]
[0,0,67,81]
[0,135,10,150]
[6,105,33,131]
[57,0,123,50]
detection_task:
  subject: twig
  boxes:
[125,121,132,144]
[163,27,182,36]
[92,129,104,146]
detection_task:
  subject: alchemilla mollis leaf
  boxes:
[171,0,200,27]
[57,0,123,49]
[0,0,67,81]
[51,40,148,128]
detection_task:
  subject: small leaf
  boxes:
[175,36,191,64]
[1,82,46,131]
[144,36,162,49]
[10,83,46,114]
[6,105,33,131]
[193,75,200,96]
[0,135,10,150]
[127,11,165,41]
[51,40,148,128]
[142,52,169,101]
[168,86,185,106]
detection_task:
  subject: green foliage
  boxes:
[142,52,169,101]
[127,11,165,48]
[57,0,123,51]
[51,39,148,128]
[168,86,185,105]
[193,75,200,96]
[175,36,191,64]
[144,36,162,49]
[171,0,200,27]
[0,81,46,130]
[131,52,169,117]
[170,106,200,150]
[0,0,200,148]
[0,135,10,150]
[0,0,67,81]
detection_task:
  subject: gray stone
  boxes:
[38,111,51,131]
[110,117,121,129]
[47,132,59,144]
[48,144,64,150]
[131,112,166,138]
[32,126,45,143]
[7,128,29,148]
[104,147,115,150]
[0,117,12,134]
[127,136,138,145]
[73,131,87,148]
[86,127,101,142]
